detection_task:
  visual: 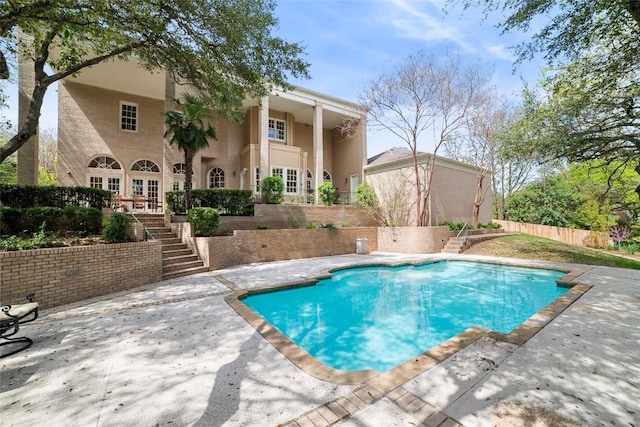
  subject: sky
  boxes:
[5,0,543,158]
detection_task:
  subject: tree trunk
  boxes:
[184,149,195,211]
[0,79,48,163]
[471,175,485,228]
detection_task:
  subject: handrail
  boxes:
[456,220,470,248]
[128,211,155,241]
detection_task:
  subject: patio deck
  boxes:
[1,253,638,426]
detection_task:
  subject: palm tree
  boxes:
[164,94,217,211]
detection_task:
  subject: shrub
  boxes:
[166,191,187,214]
[187,207,220,236]
[306,222,318,229]
[318,181,336,206]
[355,182,378,209]
[479,222,501,230]
[340,220,350,227]
[102,213,132,243]
[0,183,111,209]
[288,216,302,229]
[261,176,284,204]
[440,221,466,231]
[256,223,268,230]
[60,206,103,234]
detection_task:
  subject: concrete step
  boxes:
[149,231,177,240]
[162,265,209,280]
[163,259,205,274]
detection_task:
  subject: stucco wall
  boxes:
[377,226,450,253]
[0,241,162,309]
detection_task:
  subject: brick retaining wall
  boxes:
[0,241,162,309]
[194,227,379,270]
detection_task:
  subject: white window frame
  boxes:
[272,167,299,195]
[268,118,286,142]
[120,101,138,132]
[208,167,225,189]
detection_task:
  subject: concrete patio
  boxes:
[1,253,639,426]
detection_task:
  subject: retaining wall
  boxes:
[193,227,379,270]
[378,226,450,253]
[0,241,162,309]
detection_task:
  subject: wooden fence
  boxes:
[494,220,609,248]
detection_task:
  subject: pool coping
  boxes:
[225,259,592,390]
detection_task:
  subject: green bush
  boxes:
[340,220,350,227]
[288,216,302,229]
[355,182,378,209]
[440,221,467,231]
[102,213,132,243]
[479,222,501,230]
[0,184,111,209]
[187,207,220,236]
[306,222,318,229]
[256,223,269,230]
[0,206,103,235]
[166,189,254,215]
[318,182,336,206]
[261,176,284,204]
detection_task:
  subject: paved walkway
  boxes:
[1,253,639,426]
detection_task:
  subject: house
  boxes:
[364,147,492,226]
[37,57,367,207]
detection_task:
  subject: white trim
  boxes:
[119,101,138,133]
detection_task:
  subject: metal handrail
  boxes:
[128,212,155,241]
[456,220,470,248]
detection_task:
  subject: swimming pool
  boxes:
[242,260,569,373]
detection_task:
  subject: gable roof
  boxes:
[367,147,423,166]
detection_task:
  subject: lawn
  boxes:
[465,233,640,270]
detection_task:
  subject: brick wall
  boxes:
[0,241,162,309]
[197,227,378,270]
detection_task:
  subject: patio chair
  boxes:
[1,293,39,358]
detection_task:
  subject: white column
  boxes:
[258,96,270,195]
[313,102,323,204]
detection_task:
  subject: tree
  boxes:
[164,94,217,211]
[460,1,640,83]
[0,128,16,183]
[358,50,491,226]
[459,1,640,199]
[38,127,56,185]
[506,175,584,227]
[0,0,309,164]
[445,99,518,227]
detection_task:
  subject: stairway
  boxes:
[134,214,209,280]
[441,236,468,254]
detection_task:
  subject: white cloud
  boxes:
[485,44,516,62]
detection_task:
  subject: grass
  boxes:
[466,233,640,270]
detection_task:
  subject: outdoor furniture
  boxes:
[111,194,124,211]
[1,293,39,358]
[133,195,146,210]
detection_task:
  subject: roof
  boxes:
[367,147,424,166]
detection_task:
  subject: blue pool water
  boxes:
[243,260,568,373]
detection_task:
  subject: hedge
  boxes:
[0,184,111,209]
[0,206,103,235]
[166,189,254,215]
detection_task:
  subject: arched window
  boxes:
[323,170,332,183]
[131,160,160,172]
[88,156,121,169]
[306,170,313,191]
[173,163,187,174]
[209,167,225,188]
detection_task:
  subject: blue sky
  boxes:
[6,0,543,157]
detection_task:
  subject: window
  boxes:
[132,179,144,196]
[173,163,187,174]
[88,156,121,169]
[131,160,160,172]
[107,178,121,194]
[272,167,298,194]
[90,177,103,189]
[323,170,332,183]
[173,181,184,191]
[286,169,298,194]
[209,167,225,188]
[255,168,260,192]
[268,118,286,141]
[120,102,138,132]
